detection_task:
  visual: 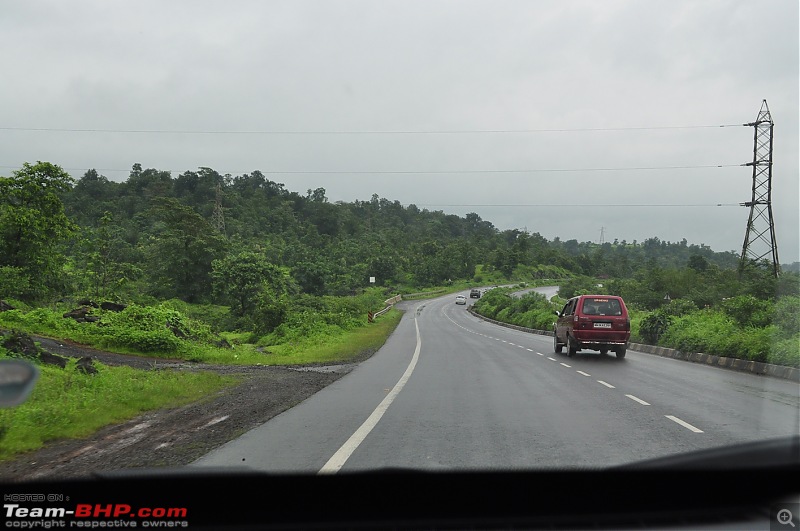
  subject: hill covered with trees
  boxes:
[1,161,796,344]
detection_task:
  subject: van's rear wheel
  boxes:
[554,333,563,353]
[567,337,577,357]
[616,347,626,359]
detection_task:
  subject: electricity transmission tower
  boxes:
[211,183,226,235]
[739,100,780,277]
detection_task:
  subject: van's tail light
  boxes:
[624,318,630,331]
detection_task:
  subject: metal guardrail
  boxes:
[401,290,446,300]
[373,295,402,318]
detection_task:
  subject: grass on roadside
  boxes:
[262,309,403,364]
[0,352,237,461]
[200,309,404,365]
[0,305,404,462]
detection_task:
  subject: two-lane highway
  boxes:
[193,290,800,473]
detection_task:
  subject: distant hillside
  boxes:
[1,161,787,308]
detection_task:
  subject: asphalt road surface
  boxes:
[193,290,800,473]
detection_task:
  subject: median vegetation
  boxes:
[472,287,557,331]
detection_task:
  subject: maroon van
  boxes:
[553,295,630,358]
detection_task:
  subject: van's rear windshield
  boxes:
[581,298,622,316]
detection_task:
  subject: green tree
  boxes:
[75,211,138,300]
[252,266,299,334]
[144,197,227,302]
[0,266,31,300]
[0,162,77,299]
[292,260,331,295]
[212,250,276,317]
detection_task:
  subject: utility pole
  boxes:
[211,182,226,236]
[739,100,780,277]
[599,226,605,245]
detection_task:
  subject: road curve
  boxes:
[193,291,800,473]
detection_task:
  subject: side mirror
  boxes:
[0,359,39,407]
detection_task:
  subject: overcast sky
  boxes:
[2,0,798,262]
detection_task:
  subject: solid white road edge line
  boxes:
[318,315,422,474]
[665,415,704,433]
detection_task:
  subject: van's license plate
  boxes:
[593,323,612,328]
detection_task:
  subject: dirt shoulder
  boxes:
[0,336,366,482]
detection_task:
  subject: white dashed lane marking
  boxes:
[665,415,704,433]
[444,303,707,435]
[625,394,651,406]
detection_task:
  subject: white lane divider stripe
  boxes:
[665,415,704,433]
[625,394,650,406]
[319,315,423,474]
[560,363,571,368]
[446,304,705,433]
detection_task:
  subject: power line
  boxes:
[0,164,742,175]
[415,203,741,208]
[0,124,745,135]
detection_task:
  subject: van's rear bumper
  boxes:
[576,339,628,346]
[572,331,630,347]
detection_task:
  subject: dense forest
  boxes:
[1,161,798,353]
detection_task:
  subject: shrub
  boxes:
[773,296,800,336]
[103,328,181,353]
[770,334,800,367]
[97,303,212,353]
[659,312,735,354]
[161,299,235,332]
[662,299,698,317]
[472,289,558,331]
[720,295,774,328]
[638,311,671,344]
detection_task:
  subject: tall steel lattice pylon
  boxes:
[211,183,226,235]
[739,99,780,277]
